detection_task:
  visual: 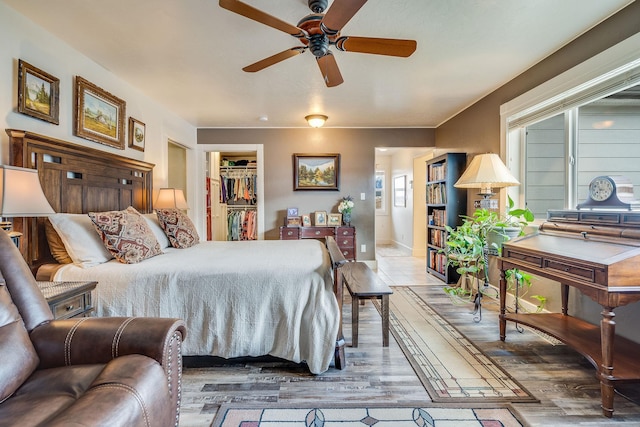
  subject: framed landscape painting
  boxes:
[74,76,126,149]
[128,117,146,152]
[17,60,59,124]
[293,153,340,191]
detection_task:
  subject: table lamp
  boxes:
[154,188,189,210]
[454,153,520,208]
[0,165,55,246]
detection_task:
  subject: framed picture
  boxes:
[394,175,406,207]
[287,207,299,217]
[328,213,342,227]
[17,60,59,125]
[314,211,327,227]
[293,153,340,191]
[286,216,301,227]
[302,214,312,227]
[128,117,146,152]
[74,76,126,149]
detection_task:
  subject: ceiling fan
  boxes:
[219,0,417,87]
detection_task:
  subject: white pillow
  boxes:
[143,213,171,249]
[47,213,113,268]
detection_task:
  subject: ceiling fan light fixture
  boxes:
[305,114,328,128]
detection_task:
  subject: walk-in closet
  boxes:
[206,151,258,241]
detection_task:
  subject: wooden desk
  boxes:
[280,225,356,261]
[498,219,640,418]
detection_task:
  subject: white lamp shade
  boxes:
[0,165,55,217]
[155,188,189,209]
[454,153,520,194]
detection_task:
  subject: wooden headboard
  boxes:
[6,129,155,273]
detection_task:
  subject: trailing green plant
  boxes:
[442,285,474,305]
[465,196,535,252]
[442,220,485,276]
[504,268,547,313]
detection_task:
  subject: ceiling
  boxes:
[4,0,634,128]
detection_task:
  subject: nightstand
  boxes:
[37,281,98,320]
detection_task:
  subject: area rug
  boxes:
[373,286,538,403]
[211,403,528,427]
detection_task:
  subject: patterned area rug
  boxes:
[211,403,527,427]
[374,286,538,403]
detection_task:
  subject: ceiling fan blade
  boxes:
[316,52,344,87]
[321,0,368,35]
[335,36,416,57]
[219,0,304,37]
[242,47,306,72]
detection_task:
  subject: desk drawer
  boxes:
[301,228,334,239]
[503,249,542,267]
[337,236,354,249]
[337,227,355,237]
[340,247,355,260]
[280,228,300,239]
[544,259,595,282]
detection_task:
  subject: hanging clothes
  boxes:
[226,208,257,241]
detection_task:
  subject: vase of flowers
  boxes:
[338,196,354,225]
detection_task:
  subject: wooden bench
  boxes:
[325,236,348,369]
[340,261,393,347]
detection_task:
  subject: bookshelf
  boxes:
[426,153,467,283]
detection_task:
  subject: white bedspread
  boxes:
[53,239,339,374]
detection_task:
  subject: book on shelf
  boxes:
[427,183,447,204]
[431,209,446,227]
[428,162,447,182]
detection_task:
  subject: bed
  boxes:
[7,129,344,374]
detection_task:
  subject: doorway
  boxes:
[374,147,434,258]
[167,139,188,198]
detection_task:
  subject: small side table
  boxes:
[37,281,98,320]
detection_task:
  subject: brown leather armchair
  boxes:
[0,229,186,427]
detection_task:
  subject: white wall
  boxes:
[390,150,416,251]
[374,156,392,244]
[0,3,198,222]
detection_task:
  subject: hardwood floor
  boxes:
[179,247,640,426]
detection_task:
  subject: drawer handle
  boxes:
[342,251,348,255]
[315,231,321,235]
[66,305,75,311]
[342,240,349,245]
[342,231,349,235]
[287,231,293,236]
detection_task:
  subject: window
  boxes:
[503,46,640,219]
[519,90,640,219]
[375,171,385,212]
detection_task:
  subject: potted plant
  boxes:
[467,195,535,255]
[441,220,485,303]
[441,196,535,306]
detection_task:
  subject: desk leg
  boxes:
[599,307,616,418]
[499,269,507,341]
[561,284,570,316]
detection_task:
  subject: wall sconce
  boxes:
[454,153,519,207]
[154,188,189,210]
[305,114,328,128]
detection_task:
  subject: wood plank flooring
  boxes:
[179,247,640,426]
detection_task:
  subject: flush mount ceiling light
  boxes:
[305,114,328,128]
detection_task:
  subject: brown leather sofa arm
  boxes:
[31,317,187,427]
[31,316,186,369]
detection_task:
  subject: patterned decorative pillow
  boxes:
[88,206,162,264]
[155,209,199,249]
